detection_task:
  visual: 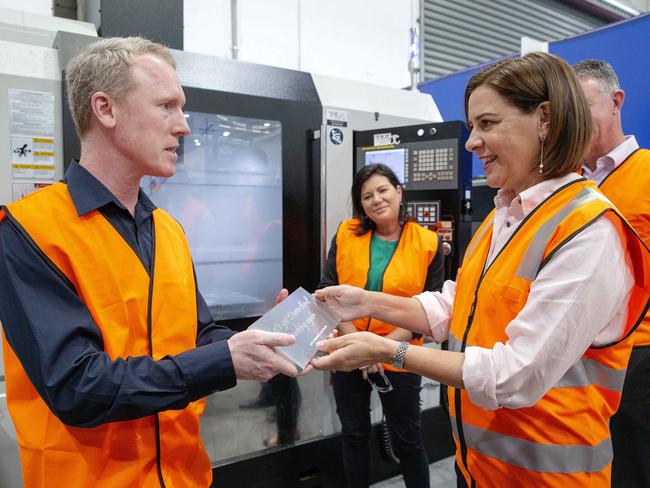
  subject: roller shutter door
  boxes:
[421,0,604,79]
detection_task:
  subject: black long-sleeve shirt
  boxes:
[0,162,236,427]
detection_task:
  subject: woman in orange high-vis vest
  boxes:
[318,163,444,488]
[312,52,650,488]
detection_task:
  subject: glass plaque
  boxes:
[249,287,339,371]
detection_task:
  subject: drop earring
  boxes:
[539,137,545,174]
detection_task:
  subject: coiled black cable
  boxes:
[378,416,400,465]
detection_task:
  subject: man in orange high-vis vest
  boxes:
[575,59,650,488]
[0,37,299,488]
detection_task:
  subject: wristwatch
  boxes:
[390,341,410,369]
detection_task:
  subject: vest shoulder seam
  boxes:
[2,207,79,295]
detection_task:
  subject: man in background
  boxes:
[575,59,650,488]
[0,36,298,487]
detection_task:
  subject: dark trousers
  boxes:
[611,346,650,488]
[332,369,430,488]
[455,462,468,488]
[268,374,301,444]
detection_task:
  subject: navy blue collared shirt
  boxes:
[0,161,236,427]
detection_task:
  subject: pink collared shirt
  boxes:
[415,173,634,410]
[581,135,639,185]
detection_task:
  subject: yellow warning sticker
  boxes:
[12,164,55,170]
[11,135,56,179]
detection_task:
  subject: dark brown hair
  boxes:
[464,52,591,178]
[350,163,411,236]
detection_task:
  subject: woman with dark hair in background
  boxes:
[318,163,444,488]
[313,53,650,487]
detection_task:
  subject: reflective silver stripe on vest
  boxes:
[454,421,612,474]
[448,331,463,352]
[556,357,626,391]
[464,214,494,262]
[450,415,459,438]
[450,334,624,390]
[516,187,602,281]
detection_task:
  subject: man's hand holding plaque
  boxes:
[228,329,299,380]
[248,287,340,372]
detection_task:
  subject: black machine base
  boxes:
[212,406,455,488]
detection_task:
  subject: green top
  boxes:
[365,234,399,292]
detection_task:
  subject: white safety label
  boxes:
[11,136,55,179]
[9,89,55,136]
[12,181,52,201]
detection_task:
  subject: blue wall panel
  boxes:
[549,14,650,150]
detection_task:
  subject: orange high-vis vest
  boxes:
[447,179,650,487]
[335,219,438,372]
[598,148,650,346]
[1,182,212,487]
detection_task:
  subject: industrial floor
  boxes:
[371,456,456,488]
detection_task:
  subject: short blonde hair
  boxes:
[464,52,591,178]
[66,36,175,137]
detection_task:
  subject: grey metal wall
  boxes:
[420,0,604,79]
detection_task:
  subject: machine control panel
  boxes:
[409,139,457,190]
[436,220,454,244]
[408,201,440,225]
[355,137,459,191]
[354,121,472,280]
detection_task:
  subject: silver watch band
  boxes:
[390,341,409,369]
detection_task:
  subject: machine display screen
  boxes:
[357,138,459,191]
[364,148,406,184]
[142,111,283,320]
